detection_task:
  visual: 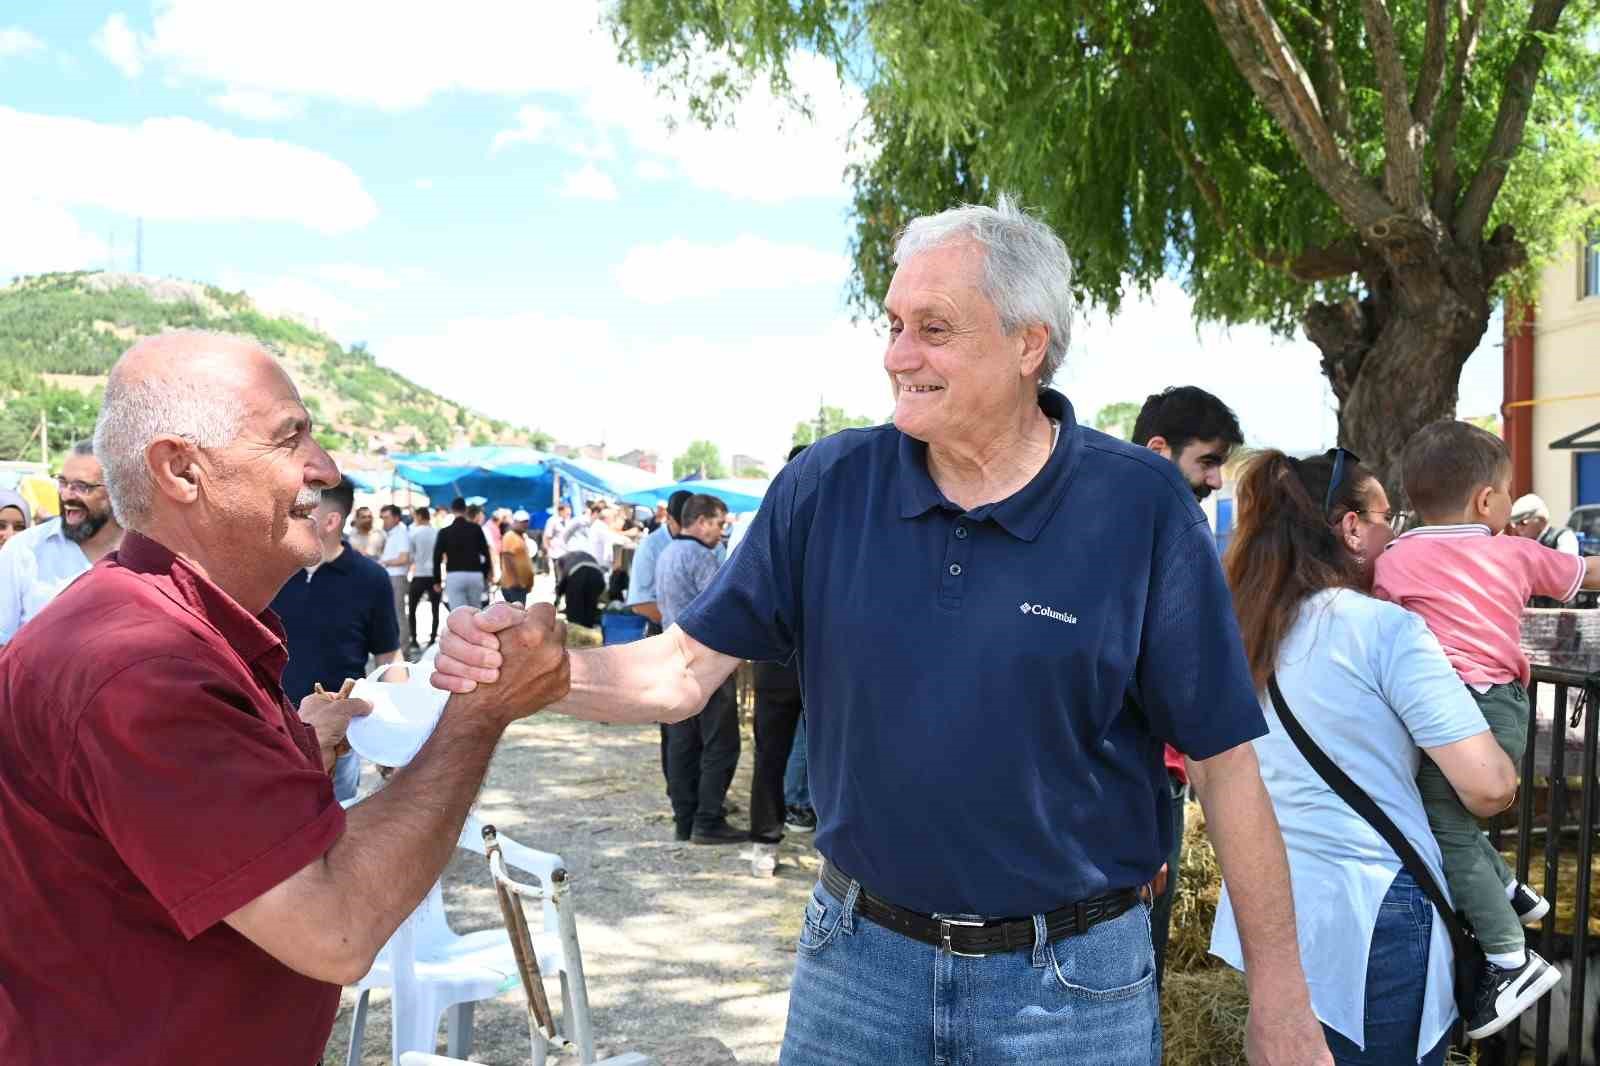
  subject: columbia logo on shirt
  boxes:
[1019,601,1077,624]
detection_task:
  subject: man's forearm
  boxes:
[550,626,734,725]
[324,705,506,968]
[1189,746,1312,1007]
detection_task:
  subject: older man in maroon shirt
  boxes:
[0,330,570,1065]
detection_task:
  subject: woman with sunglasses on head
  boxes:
[1208,448,1518,1065]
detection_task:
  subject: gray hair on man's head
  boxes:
[70,439,95,457]
[94,329,250,530]
[893,193,1075,387]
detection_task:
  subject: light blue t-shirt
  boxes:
[1210,588,1487,1061]
[625,524,671,607]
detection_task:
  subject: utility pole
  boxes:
[815,395,825,443]
[135,217,143,275]
[39,410,48,466]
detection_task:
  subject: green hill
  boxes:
[0,271,550,467]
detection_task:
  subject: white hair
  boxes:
[94,330,249,530]
[893,192,1075,387]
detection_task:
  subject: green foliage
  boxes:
[1091,401,1142,441]
[613,2,1600,330]
[792,404,874,447]
[673,440,727,479]
[0,376,103,463]
[0,272,547,462]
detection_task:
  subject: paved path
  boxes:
[324,702,816,1065]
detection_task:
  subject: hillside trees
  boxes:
[613,1,1600,491]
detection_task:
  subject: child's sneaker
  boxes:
[1510,881,1550,926]
[1464,950,1562,1039]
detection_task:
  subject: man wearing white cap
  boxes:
[500,510,535,606]
[1510,494,1580,555]
[1510,494,1581,608]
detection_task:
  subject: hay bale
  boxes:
[565,623,602,648]
[1167,800,1224,975]
[1160,968,1248,1066]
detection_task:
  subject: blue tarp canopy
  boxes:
[387,447,665,522]
[620,477,770,513]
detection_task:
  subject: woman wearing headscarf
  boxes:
[0,489,30,551]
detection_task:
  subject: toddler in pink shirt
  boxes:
[1373,420,1595,1038]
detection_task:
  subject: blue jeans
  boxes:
[780,875,1160,1065]
[784,713,810,809]
[1322,870,1448,1066]
[332,749,361,802]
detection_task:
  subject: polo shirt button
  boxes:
[949,563,962,576]
[954,526,968,539]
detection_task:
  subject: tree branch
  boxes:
[1310,0,1354,142]
[1360,0,1427,212]
[1204,0,1395,230]
[1456,0,1571,243]
[1430,0,1485,216]
[1412,0,1451,127]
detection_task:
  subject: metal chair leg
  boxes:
[444,1002,474,1059]
[346,988,370,1066]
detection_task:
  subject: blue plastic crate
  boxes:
[600,610,650,646]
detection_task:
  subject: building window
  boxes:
[1586,230,1600,298]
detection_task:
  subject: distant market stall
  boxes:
[620,477,769,514]
[387,447,663,527]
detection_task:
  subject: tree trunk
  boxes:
[1302,231,1499,504]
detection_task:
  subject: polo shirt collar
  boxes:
[116,530,285,664]
[1391,522,1493,545]
[896,388,1081,542]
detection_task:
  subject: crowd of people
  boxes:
[0,195,1597,1066]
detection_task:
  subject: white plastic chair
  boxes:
[344,812,595,1065]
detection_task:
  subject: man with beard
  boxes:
[0,440,124,644]
[1131,385,1244,990]
[348,505,386,562]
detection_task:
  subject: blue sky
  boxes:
[0,2,1501,470]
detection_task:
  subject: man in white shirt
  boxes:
[0,442,125,644]
[542,502,573,574]
[378,505,413,652]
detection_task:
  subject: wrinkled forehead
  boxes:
[886,240,988,311]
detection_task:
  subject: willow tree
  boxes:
[614,1,1600,487]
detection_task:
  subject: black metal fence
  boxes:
[1479,664,1600,1066]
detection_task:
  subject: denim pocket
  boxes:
[1048,910,1156,1001]
[797,887,845,957]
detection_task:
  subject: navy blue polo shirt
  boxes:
[678,389,1266,916]
[270,543,401,706]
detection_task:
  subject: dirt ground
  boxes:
[322,692,815,1066]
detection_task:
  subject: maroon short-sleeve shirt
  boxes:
[0,532,347,1065]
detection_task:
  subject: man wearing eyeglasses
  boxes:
[0,439,123,644]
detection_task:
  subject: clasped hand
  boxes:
[430,602,570,723]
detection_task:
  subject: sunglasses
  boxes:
[1323,447,1359,516]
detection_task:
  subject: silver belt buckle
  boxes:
[934,913,987,958]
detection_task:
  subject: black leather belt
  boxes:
[819,861,1139,958]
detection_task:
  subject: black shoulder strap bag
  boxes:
[1267,673,1483,1026]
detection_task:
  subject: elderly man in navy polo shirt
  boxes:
[434,197,1328,1065]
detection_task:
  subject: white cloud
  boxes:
[615,235,849,304]
[489,104,558,156]
[0,198,110,281]
[304,263,429,290]
[0,27,44,59]
[560,164,618,202]
[224,271,370,338]
[107,0,862,202]
[91,14,143,77]
[636,159,671,182]
[377,313,888,472]
[0,107,377,235]
[210,89,303,121]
